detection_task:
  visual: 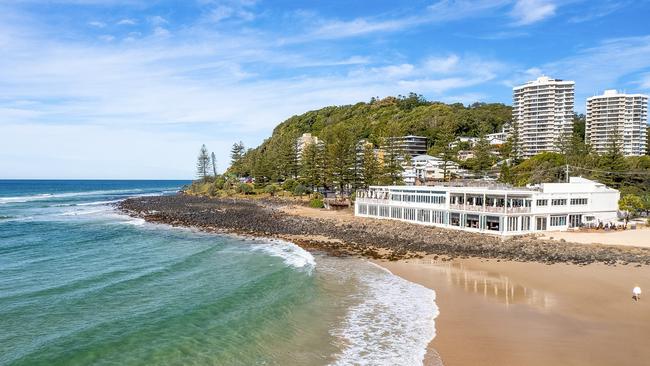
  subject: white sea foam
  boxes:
[0,189,144,204]
[121,217,146,226]
[59,208,110,216]
[251,239,316,271]
[75,199,121,206]
[331,263,439,366]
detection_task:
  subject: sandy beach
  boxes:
[119,195,650,365]
[379,258,650,366]
[540,227,650,248]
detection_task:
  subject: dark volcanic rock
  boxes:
[118,194,650,266]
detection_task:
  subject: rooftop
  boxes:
[369,177,617,194]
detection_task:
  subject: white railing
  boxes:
[356,198,388,204]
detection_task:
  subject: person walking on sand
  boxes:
[633,286,642,301]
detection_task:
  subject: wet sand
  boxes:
[378,258,650,366]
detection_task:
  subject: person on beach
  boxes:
[633,286,642,301]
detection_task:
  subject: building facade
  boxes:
[402,154,461,185]
[513,76,575,158]
[385,135,428,157]
[355,177,619,236]
[296,133,322,159]
[586,90,648,156]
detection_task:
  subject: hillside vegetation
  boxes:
[230,94,511,185]
[205,94,649,215]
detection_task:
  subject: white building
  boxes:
[513,76,575,158]
[402,155,461,185]
[385,135,428,157]
[296,133,322,159]
[355,177,619,236]
[486,123,512,144]
[586,90,648,156]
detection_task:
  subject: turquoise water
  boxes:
[0,180,438,365]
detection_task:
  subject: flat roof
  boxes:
[367,177,618,195]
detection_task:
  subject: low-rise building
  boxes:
[355,177,619,236]
[402,154,461,185]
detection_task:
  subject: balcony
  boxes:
[357,197,388,204]
[449,204,531,214]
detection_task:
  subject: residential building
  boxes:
[355,177,619,236]
[457,150,475,161]
[402,154,461,185]
[586,90,648,156]
[486,123,512,143]
[513,76,575,158]
[385,135,428,157]
[296,133,322,159]
[451,124,512,153]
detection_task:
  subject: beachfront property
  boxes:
[355,177,619,236]
[586,90,648,156]
[513,76,575,158]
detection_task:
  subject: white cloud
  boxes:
[372,64,415,78]
[98,34,115,42]
[307,18,410,40]
[502,67,544,87]
[153,26,170,37]
[207,6,235,23]
[88,20,106,28]
[542,36,650,91]
[503,36,650,111]
[117,18,137,26]
[568,1,629,23]
[510,0,556,25]
[287,0,512,42]
[638,73,650,90]
[424,55,460,74]
[148,15,168,26]
[0,4,514,178]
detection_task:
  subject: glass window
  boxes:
[570,198,588,205]
[550,215,567,226]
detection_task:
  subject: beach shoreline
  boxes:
[376,257,650,365]
[118,194,650,365]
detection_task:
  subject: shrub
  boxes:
[282,178,297,192]
[309,198,324,208]
[214,176,226,190]
[236,183,253,195]
[292,184,307,197]
[264,184,279,196]
[207,184,218,197]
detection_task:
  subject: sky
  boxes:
[1,0,650,179]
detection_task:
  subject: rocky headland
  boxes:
[118,194,650,266]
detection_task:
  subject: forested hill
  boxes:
[230,94,512,181]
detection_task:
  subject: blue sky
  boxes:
[1,0,650,179]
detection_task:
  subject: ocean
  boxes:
[0,180,438,365]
